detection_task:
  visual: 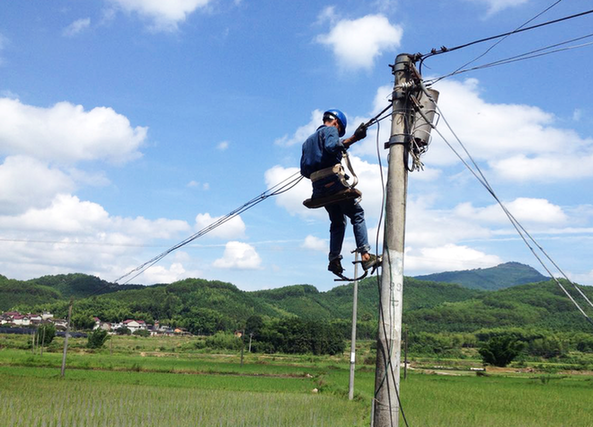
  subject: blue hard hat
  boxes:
[324,109,347,137]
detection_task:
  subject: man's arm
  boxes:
[342,123,368,149]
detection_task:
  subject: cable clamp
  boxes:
[385,134,410,149]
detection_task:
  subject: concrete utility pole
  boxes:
[372,53,415,427]
[348,253,360,400]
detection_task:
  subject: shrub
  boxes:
[205,332,243,351]
[479,334,525,367]
[87,329,109,349]
[34,324,56,347]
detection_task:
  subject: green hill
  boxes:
[0,275,62,311]
[2,266,591,335]
[28,273,143,298]
[251,278,483,321]
[414,262,548,291]
[405,280,593,333]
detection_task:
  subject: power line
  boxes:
[112,171,304,286]
[420,5,593,61]
[416,81,593,326]
[421,0,566,78]
[425,34,593,84]
[61,171,303,301]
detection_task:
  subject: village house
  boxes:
[1,311,180,336]
[93,317,112,332]
[11,314,30,326]
[123,319,147,333]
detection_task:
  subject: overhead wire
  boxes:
[425,34,593,84]
[79,171,304,299]
[420,3,591,62]
[421,0,566,77]
[113,171,304,286]
[411,1,593,324]
[415,82,593,326]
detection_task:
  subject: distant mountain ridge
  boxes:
[3,262,590,334]
[413,262,548,291]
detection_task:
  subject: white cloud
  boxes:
[0,98,146,164]
[107,0,212,32]
[63,18,91,37]
[464,0,529,15]
[0,90,18,99]
[569,269,593,287]
[217,141,229,151]
[302,235,327,251]
[454,198,568,226]
[373,0,399,13]
[489,153,593,181]
[187,180,210,190]
[195,213,246,239]
[0,194,187,238]
[406,195,493,248]
[66,168,110,188]
[406,243,503,273]
[213,241,262,269]
[0,194,191,281]
[316,6,336,26]
[428,78,593,182]
[275,109,323,147]
[0,156,75,215]
[264,165,320,219]
[136,262,199,285]
[316,14,402,71]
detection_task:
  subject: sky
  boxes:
[1,0,592,292]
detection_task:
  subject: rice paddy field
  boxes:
[2,334,593,426]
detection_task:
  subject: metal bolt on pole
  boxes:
[373,53,415,427]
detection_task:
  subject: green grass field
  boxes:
[2,334,593,426]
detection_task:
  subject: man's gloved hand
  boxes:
[353,123,367,142]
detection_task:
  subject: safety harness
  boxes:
[303,152,362,209]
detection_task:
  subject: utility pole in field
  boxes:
[348,253,360,400]
[372,53,439,427]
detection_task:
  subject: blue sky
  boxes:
[1,0,592,291]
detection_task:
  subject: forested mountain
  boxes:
[0,275,62,311]
[2,264,592,335]
[27,273,144,298]
[414,262,548,290]
[405,280,593,332]
[251,278,483,321]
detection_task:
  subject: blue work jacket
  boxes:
[300,125,346,178]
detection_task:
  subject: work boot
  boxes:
[361,254,382,272]
[328,258,344,275]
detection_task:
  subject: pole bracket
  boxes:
[385,134,410,149]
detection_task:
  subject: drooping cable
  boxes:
[416,82,593,326]
[113,172,304,286]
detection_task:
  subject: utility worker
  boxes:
[300,109,379,276]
